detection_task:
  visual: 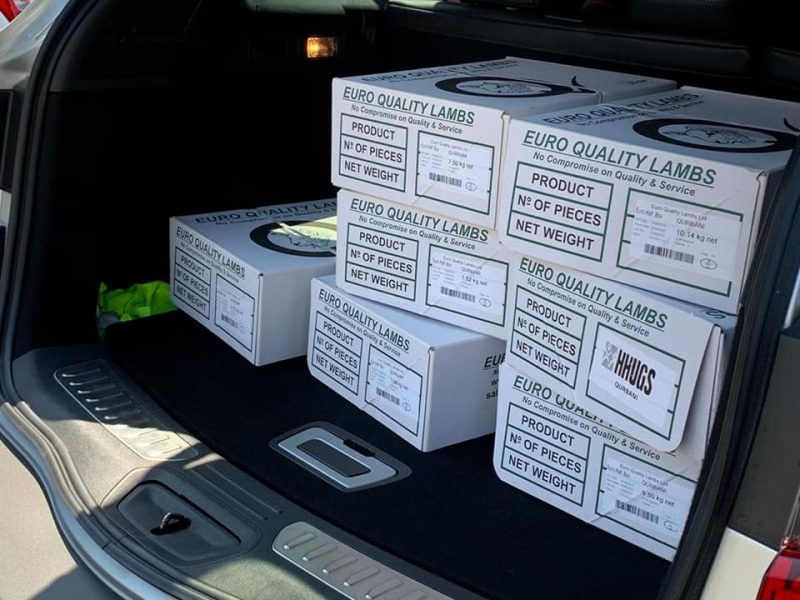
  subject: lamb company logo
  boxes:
[632,118,797,153]
[601,341,656,397]
[250,220,336,257]
[435,75,594,98]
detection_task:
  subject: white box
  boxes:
[170,199,337,365]
[308,276,506,451]
[493,362,719,560]
[498,87,800,312]
[332,57,674,227]
[505,255,736,454]
[336,189,516,339]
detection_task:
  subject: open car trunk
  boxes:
[4,1,800,598]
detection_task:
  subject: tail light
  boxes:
[757,537,800,600]
[0,0,30,21]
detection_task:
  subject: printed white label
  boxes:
[427,247,507,325]
[416,133,493,213]
[588,327,679,432]
[598,447,694,549]
[215,277,255,351]
[366,346,423,433]
[628,193,742,281]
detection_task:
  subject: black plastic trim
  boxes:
[386,0,752,81]
[728,322,800,548]
[658,143,800,599]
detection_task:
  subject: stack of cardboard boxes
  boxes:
[168,57,800,562]
[324,57,676,453]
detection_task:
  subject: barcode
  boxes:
[376,387,402,406]
[428,172,463,188]
[643,243,695,265]
[440,286,476,303]
[220,314,237,327]
[615,500,659,524]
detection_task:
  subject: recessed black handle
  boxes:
[151,512,192,536]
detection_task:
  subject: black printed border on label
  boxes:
[594,444,695,550]
[616,188,744,298]
[510,327,579,388]
[345,223,419,302]
[500,403,586,507]
[507,402,591,463]
[510,284,583,389]
[514,303,582,362]
[414,131,495,216]
[585,322,685,442]
[424,244,509,327]
[213,273,256,353]
[339,114,409,193]
[173,281,210,319]
[172,248,211,319]
[175,264,210,299]
[310,312,362,396]
[312,332,361,377]
[175,247,211,284]
[366,344,424,437]
[314,311,364,355]
[515,285,587,341]
[310,348,360,395]
[506,162,613,263]
[504,426,588,485]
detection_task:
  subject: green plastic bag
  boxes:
[97,281,175,336]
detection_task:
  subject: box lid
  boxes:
[174,199,337,273]
[519,87,800,170]
[337,57,673,115]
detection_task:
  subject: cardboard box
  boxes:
[336,189,516,339]
[505,255,736,454]
[498,87,800,312]
[332,57,674,227]
[493,363,717,560]
[170,199,337,365]
[308,276,506,451]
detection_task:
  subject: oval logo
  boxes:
[250,220,336,257]
[479,297,492,308]
[699,257,718,270]
[435,76,589,98]
[633,118,796,153]
[664,520,680,533]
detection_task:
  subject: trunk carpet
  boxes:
[106,312,669,600]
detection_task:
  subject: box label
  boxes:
[339,115,408,192]
[367,346,423,434]
[506,164,613,262]
[310,312,362,394]
[426,246,507,325]
[626,191,742,282]
[416,132,493,214]
[345,224,418,301]
[588,326,680,431]
[173,249,212,318]
[597,446,694,549]
[214,275,255,351]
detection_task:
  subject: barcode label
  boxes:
[439,286,476,303]
[615,500,660,524]
[220,314,238,327]
[376,387,402,406]
[428,172,463,188]
[643,243,695,265]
